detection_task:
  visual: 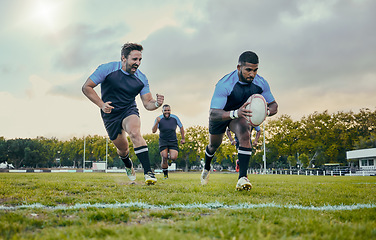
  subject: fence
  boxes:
[249,168,376,176]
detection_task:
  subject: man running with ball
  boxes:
[82,43,163,185]
[201,51,278,190]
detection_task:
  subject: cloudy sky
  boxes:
[1,0,375,140]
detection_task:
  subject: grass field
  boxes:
[0,172,375,239]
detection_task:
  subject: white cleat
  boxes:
[125,163,136,181]
[201,169,210,185]
[144,171,157,185]
[236,176,252,191]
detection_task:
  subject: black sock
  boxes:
[163,168,168,177]
[204,146,215,171]
[238,147,252,179]
[134,146,151,174]
[119,153,132,168]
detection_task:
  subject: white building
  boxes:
[346,148,376,175]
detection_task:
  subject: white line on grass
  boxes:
[1,202,375,211]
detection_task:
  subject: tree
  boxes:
[143,133,160,168]
[179,126,209,171]
[354,132,376,149]
[0,137,7,163]
[7,139,28,168]
[299,153,309,168]
[287,155,296,169]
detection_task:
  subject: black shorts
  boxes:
[209,119,232,135]
[159,138,179,152]
[101,106,139,141]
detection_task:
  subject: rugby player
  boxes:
[201,51,278,190]
[82,43,164,185]
[152,104,185,179]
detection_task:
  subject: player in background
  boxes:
[201,51,278,190]
[226,126,261,172]
[152,104,185,179]
[82,43,164,185]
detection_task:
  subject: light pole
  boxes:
[56,150,61,168]
[263,122,266,174]
[83,136,86,171]
[105,137,108,173]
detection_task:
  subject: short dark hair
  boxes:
[121,43,143,59]
[238,51,259,65]
[162,104,170,109]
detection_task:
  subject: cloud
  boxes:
[139,0,376,121]
[2,0,375,139]
[0,75,106,139]
[51,23,130,72]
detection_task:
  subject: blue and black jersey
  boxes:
[90,61,150,112]
[154,114,183,142]
[89,61,151,140]
[210,70,275,111]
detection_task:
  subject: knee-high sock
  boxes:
[162,156,168,177]
[119,153,132,168]
[204,146,215,171]
[238,147,252,179]
[163,169,168,177]
[134,146,151,174]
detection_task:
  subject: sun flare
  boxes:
[29,0,62,31]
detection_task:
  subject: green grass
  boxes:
[0,172,375,239]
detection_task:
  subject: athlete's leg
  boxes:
[163,149,178,178]
[122,115,147,148]
[229,118,252,179]
[200,134,223,185]
[112,130,129,156]
[160,148,169,168]
[122,115,152,174]
[168,149,178,161]
[112,131,132,168]
[160,148,169,178]
[229,118,251,149]
[111,131,136,180]
[204,134,224,171]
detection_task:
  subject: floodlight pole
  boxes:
[83,136,86,172]
[263,122,266,174]
[105,137,108,173]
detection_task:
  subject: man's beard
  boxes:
[239,70,253,83]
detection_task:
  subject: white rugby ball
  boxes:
[245,94,267,127]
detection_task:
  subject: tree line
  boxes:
[1,108,375,170]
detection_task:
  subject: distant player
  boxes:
[82,43,164,185]
[152,104,185,179]
[226,126,261,172]
[201,51,278,190]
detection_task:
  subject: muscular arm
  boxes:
[209,101,252,122]
[226,128,236,145]
[226,128,233,141]
[253,130,261,146]
[209,109,232,121]
[180,126,185,144]
[140,93,164,111]
[82,78,113,113]
[82,78,103,108]
[152,117,160,133]
[267,101,278,117]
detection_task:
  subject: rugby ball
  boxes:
[245,94,267,127]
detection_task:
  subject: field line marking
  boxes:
[1,202,375,211]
